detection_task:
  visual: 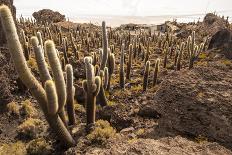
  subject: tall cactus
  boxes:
[176,42,185,71]
[31,37,52,84]
[107,53,115,91]
[143,61,150,91]
[152,58,160,86]
[46,40,67,126]
[0,5,75,147]
[119,44,125,89]
[66,64,76,125]
[100,21,108,70]
[97,70,108,107]
[82,57,101,125]
[126,44,133,80]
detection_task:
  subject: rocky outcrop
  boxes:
[153,66,232,148]
[208,29,232,59]
[32,9,65,24]
[0,0,16,46]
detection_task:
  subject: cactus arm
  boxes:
[31,36,52,83]
[66,64,76,125]
[45,80,58,115]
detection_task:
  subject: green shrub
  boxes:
[27,138,53,155]
[17,118,44,139]
[87,120,116,144]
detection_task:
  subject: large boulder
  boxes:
[32,9,65,24]
[153,67,232,148]
[0,0,16,46]
[208,29,232,59]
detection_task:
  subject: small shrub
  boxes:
[17,118,44,139]
[21,100,37,117]
[6,101,20,116]
[195,135,208,143]
[87,120,116,144]
[27,138,53,155]
[27,58,38,71]
[74,101,85,113]
[0,141,26,155]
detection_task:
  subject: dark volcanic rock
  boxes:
[153,66,232,148]
[138,105,161,119]
[208,29,232,59]
[0,0,16,46]
[32,9,65,23]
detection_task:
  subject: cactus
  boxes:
[143,61,150,91]
[119,44,125,89]
[37,32,44,51]
[103,67,109,89]
[92,52,97,66]
[152,58,160,86]
[31,37,52,84]
[176,42,185,71]
[106,53,115,91]
[62,38,69,64]
[45,80,58,115]
[0,5,75,147]
[100,21,108,70]
[66,64,76,125]
[95,64,100,76]
[126,44,133,80]
[83,57,101,125]
[163,48,168,68]
[24,42,30,60]
[97,70,108,107]
[174,50,179,67]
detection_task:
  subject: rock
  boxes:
[203,13,219,25]
[0,0,16,46]
[153,66,232,148]
[85,136,232,154]
[32,9,65,23]
[120,127,135,134]
[138,105,161,119]
[98,104,134,130]
[208,29,232,59]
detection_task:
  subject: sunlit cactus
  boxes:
[143,60,150,91]
[83,57,101,125]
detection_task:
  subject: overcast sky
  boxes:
[15,0,232,17]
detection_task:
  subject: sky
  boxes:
[14,0,232,26]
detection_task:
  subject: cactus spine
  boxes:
[153,58,160,86]
[143,61,150,91]
[0,5,75,147]
[120,44,125,89]
[83,57,101,125]
[66,64,76,125]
